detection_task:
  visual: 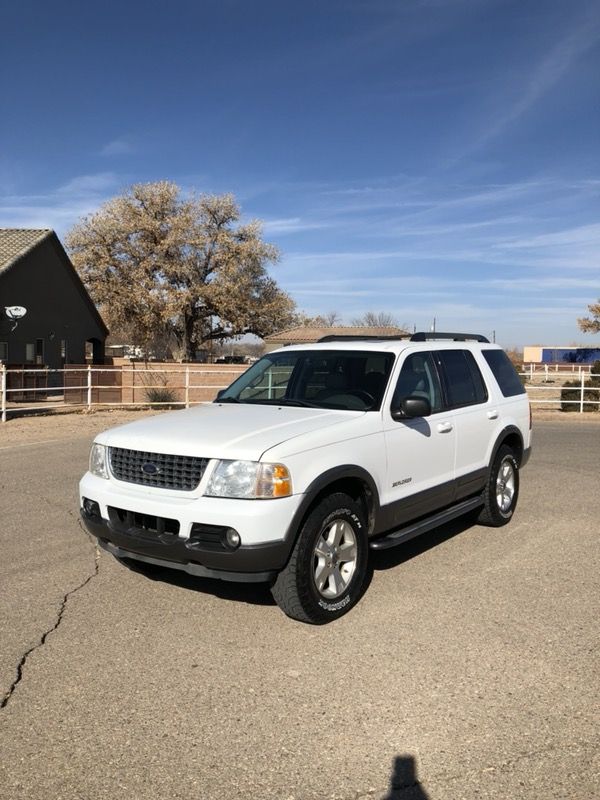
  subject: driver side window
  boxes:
[392,352,442,413]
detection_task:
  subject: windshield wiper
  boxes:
[216,396,242,403]
[248,398,316,408]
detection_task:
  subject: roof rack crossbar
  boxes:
[410,332,490,343]
[317,334,411,343]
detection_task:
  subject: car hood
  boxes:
[95,403,364,461]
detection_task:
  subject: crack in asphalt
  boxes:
[0,528,100,711]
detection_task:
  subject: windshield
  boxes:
[217,350,395,411]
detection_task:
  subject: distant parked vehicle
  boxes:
[215,355,247,364]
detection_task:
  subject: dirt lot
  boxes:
[1,404,599,449]
[0,408,161,447]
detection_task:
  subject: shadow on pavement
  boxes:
[118,558,276,606]
[383,754,431,799]
[117,511,478,610]
[371,512,479,573]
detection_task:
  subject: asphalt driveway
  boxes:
[0,418,598,799]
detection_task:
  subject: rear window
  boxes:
[482,350,526,397]
[437,350,488,408]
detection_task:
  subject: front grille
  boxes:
[109,447,208,491]
[108,506,180,536]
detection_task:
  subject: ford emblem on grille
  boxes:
[141,461,160,476]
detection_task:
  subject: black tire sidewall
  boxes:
[296,496,368,621]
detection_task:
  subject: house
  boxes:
[264,325,409,353]
[0,229,108,367]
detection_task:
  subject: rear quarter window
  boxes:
[482,350,526,397]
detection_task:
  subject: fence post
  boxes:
[87,365,92,410]
[1,364,6,423]
[579,372,585,414]
[185,366,190,408]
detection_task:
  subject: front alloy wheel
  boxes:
[313,517,358,599]
[271,492,369,624]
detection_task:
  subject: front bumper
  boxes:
[81,508,292,582]
[79,471,303,582]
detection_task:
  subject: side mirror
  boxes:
[391,395,432,420]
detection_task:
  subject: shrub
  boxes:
[145,386,178,406]
[560,363,600,412]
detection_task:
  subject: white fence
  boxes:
[0,365,599,422]
[0,364,245,423]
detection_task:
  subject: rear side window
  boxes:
[437,350,488,408]
[482,350,526,397]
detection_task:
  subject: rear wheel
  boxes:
[478,445,519,526]
[271,493,369,624]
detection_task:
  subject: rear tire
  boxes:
[271,493,368,624]
[478,445,519,527]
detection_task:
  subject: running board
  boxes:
[369,496,484,551]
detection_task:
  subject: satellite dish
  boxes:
[5,306,27,321]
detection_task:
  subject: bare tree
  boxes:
[318,310,342,327]
[578,299,600,334]
[351,311,400,327]
[67,182,297,360]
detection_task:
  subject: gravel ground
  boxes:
[1,405,599,449]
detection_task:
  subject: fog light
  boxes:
[225,528,241,549]
[83,498,100,518]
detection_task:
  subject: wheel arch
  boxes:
[284,465,380,552]
[490,426,525,467]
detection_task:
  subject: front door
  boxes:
[381,351,456,530]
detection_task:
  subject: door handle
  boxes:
[437,422,453,433]
[487,410,499,420]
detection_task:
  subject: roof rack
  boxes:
[410,332,489,343]
[316,332,489,344]
[317,334,411,343]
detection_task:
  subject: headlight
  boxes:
[89,443,109,479]
[205,460,292,499]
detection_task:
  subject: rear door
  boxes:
[435,349,490,500]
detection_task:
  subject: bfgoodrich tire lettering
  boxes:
[271,493,368,624]
[478,445,519,527]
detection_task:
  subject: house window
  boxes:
[35,338,44,365]
[25,343,35,363]
[0,342,8,362]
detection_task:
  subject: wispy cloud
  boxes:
[0,172,123,233]
[262,217,331,234]
[100,137,135,156]
[499,223,600,249]
[57,172,120,195]
[474,10,600,147]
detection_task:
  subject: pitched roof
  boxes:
[0,228,109,336]
[265,325,408,343]
[0,229,53,274]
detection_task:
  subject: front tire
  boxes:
[478,445,519,527]
[271,493,369,624]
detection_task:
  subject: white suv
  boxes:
[80,333,531,624]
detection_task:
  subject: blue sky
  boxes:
[1,0,599,347]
